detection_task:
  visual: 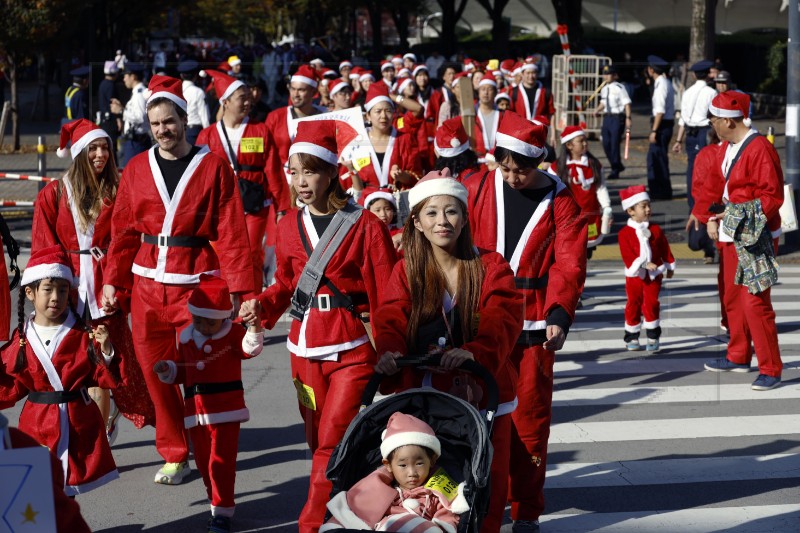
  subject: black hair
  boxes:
[650,65,666,76]
[694,70,710,81]
[556,144,602,184]
[435,149,479,178]
[493,146,545,170]
[386,445,438,462]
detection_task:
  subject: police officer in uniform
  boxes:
[177,60,210,145]
[646,55,675,200]
[110,62,150,168]
[98,61,122,162]
[594,64,632,180]
[63,66,90,126]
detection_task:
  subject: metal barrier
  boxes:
[552,54,611,136]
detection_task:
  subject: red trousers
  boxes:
[720,242,782,377]
[190,422,240,517]
[292,342,376,533]
[624,275,662,333]
[481,413,512,533]
[508,345,554,521]
[245,209,269,295]
[130,276,191,463]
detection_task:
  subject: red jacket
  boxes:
[510,82,554,120]
[619,221,676,279]
[474,109,501,158]
[550,157,609,246]
[264,105,328,186]
[343,128,422,190]
[690,143,725,224]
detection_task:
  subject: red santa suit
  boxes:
[197,119,291,292]
[716,130,784,377]
[104,145,253,465]
[0,313,121,495]
[321,467,469,533]
[0,231,9,341]
[32,178,155,429]
[618,219,675,338]
[344,128,422,190]
[256,205,396,533]
[374,251,524,533]
[474,108,501,160]
[510,82,555,121]
[157,319,262,518]
[265,105,329,186]
[550,156,611,247]
[466,169,587,525]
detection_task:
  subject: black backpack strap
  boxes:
[724,133,760,181]
[475,170,492,202]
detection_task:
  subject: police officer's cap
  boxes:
[177,60,199,73]
[601,64,618,75]
[689,60,714,72]
[714,70,732,83]
[123,62,145,75]
[70,66,91,78]
[647,55,668,68]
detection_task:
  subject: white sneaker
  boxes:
[106,401,121,447]
[154,461,191,485]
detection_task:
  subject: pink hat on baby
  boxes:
[380,412,441,459]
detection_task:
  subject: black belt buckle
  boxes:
[90,246,105,260]
[80,387,92,405]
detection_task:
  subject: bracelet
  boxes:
[651,129,657,133]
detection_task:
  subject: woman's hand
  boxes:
[439,348,474,370]
[101,284,118,314]
[239,299,262,326]
[375,351,403,375]
[542,325,566,352]
[93,324,112,355]
[391,231,403,251]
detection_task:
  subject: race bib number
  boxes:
[292,378,317,410]
[425,467,459,502]
[587,223,598,239]
[396,117,404,129]
[240,138,264,153]
[351,148,373,172]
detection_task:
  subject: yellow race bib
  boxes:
[352,155,372,172]
[424,467,459,502]
[396,117,404,130]
[587,223,598,239]
[292,378,317,410]
[240,137,264,153]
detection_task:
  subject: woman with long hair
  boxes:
[32,119,155,443]
[239,120,397,533]
[374,168,524,533]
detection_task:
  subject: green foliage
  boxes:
[757,40,787,94]
[0,0,69,54]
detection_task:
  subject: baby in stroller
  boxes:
[321,412,470,532]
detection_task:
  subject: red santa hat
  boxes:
[463,58,476,72]
[321,68,338,80]
[288,120,339,166]
[364,83,394,113]
[380,60,394,72]
[310,58,325,67]
[495,111,547,159]
[500,59,515,75]
[532,115,550,128]
[201,69,246,105]
[434,117,470,158]
[339,60,353,71]
[512,62,523,76]
[408,168,468,210]
[412,64,428,77]
[394,76,414,95]
[359,70,375,82]
[21,245,77,287]
[145,74,187,112]
[187,274,233,320]
[328,78,351,97]
[494,92,511,104]
[363,189,397,210]
[450,71,471,88]
[380,412,441,459]
[560,125,585,144]
[403,52,417,63]
[291,65,319,88]
[521,62,538,73]
[709,91,752,127]
[620,185,650,211]
[492,69,503,79]
[478,72,497,88]
[397,67,411,79]
[57,118,111,159]
[391,55,404,67]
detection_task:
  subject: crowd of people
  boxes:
[0,45,787,533]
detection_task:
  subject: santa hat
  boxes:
[227,55,242,67]
[359,70,375,82]
[532,115,550,128]
[478,72,497,88]
[492,69,503,79]
[709,91,752,127]
[328,78,351,97]
[391,55,404,66]
[395,77,414,95]
[380,412,441,459]
[412,64,428,77]
[450,71,471,88]
[434,117,470,158]
[500,59,515,75]
[560,125,585,144]
[380,60,394,72]
[20,245,76,288]
[494,92,511,104]
[364,189,397,210]
[364,83,394,113]
[463,59,476,72]
[397,68,411,79]
[403,53,417,63]
[408,168,468,210]
[521,62,538,73]
[339,60,353,71]
[201,70,245,105]
[310,58,325,67]
[291,65,319,88]
[321,68,338,80]
[512,63,523,76]
[288,120,338,166]
[57,119,111,159]
[620,185,650,211]
[187,274,233,320]
[495,111,547,159]
[146,74,187,112]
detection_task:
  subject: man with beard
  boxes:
[102,75,253,487]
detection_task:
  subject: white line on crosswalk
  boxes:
[554,355,800,376]
[584,301,799,313]
[550,415,799,444]
[553,383,800,406]
[572,316,800,331]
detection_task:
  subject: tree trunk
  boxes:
[690,0,717,63]
[367,4,383,57]
[9,55,19,151]
[476,0,511,56]
[391,8,410,51]
[437,0,468,58]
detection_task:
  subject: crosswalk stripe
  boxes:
[549,414,798,444]
[572,316,800,330]
[554,355,800,375]
[553,383,800,406]
[584,301,800,313]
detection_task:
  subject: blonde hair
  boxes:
[64,139,118,232]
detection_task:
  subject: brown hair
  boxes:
[289,152,349,213]
[402,198,484,348]
[64,138,119,233]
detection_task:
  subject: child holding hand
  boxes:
[618,186,675,352]
[154,274,263,533]
[321,412,469,532]
[364,190,403,252]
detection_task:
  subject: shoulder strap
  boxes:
[219,123,241,175]
[475,170,492,202]
[725,133,759,181]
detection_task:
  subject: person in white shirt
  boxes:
[177,60,210,145]
[646,55,675,200]
[594,64,632,179]
[109,63,150,168]
[424,51,445,80]
[672,60,717,209]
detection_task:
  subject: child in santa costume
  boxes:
[550,125,612,257]
[34,118,155,445]
[155,274,263,533]
[0,246,122,495]
[618,185,675,352]
[321,412,469,532]
[362,189,403,252]
[239,119,396,533]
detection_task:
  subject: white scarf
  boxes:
[566,155,593,190]
[628,218,652,268]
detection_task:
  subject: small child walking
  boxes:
[618,186,675,351]
[321,412,469,532]
[0,245,121,495]
[154,274,263,533]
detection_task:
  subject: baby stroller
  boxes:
[325,354,499,532]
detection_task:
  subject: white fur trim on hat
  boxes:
[219,79,246,104]
[359,73,375,82]
[560,129,585,145]
[147,91,188,112]
[21,263,77,288]
[521,63,538,72]
[187,303,233,320]
[435,139,470,158]
[365,190,397,209]
[61,128,110,159]
[708,103,742,118]
[329,82,349,97]
[495,131,545,158]
[380,430,441,459]
[289,142,338,166]
[478,77,497,88]
[403,53,417,62]
[291,75,318,88]
[408,177,469,211]
[494,93,510,103]
[365,95,393,113]
[380,62,394,72]
[621,191,650,211]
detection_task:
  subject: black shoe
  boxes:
[513,520,541,533]
[208,516,231,533]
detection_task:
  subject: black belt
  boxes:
[143,234,209,248]
[28,388,90,405]
[515,275,548,290]
[310,292,368,311]
[187,124,202,129]
[517,330,547,346]
[68,247,107,259]
[184,380,243,399]
[686,125,710,136]
[239,165,262,172]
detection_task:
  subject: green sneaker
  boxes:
[154,461,190,485]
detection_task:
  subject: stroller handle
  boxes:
[361,354,500,417]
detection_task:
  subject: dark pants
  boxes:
[602,113,626,177]
[121,137,151,168]
[647,119,674,199]
[685,126,711,210]
[186,125,202,146]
